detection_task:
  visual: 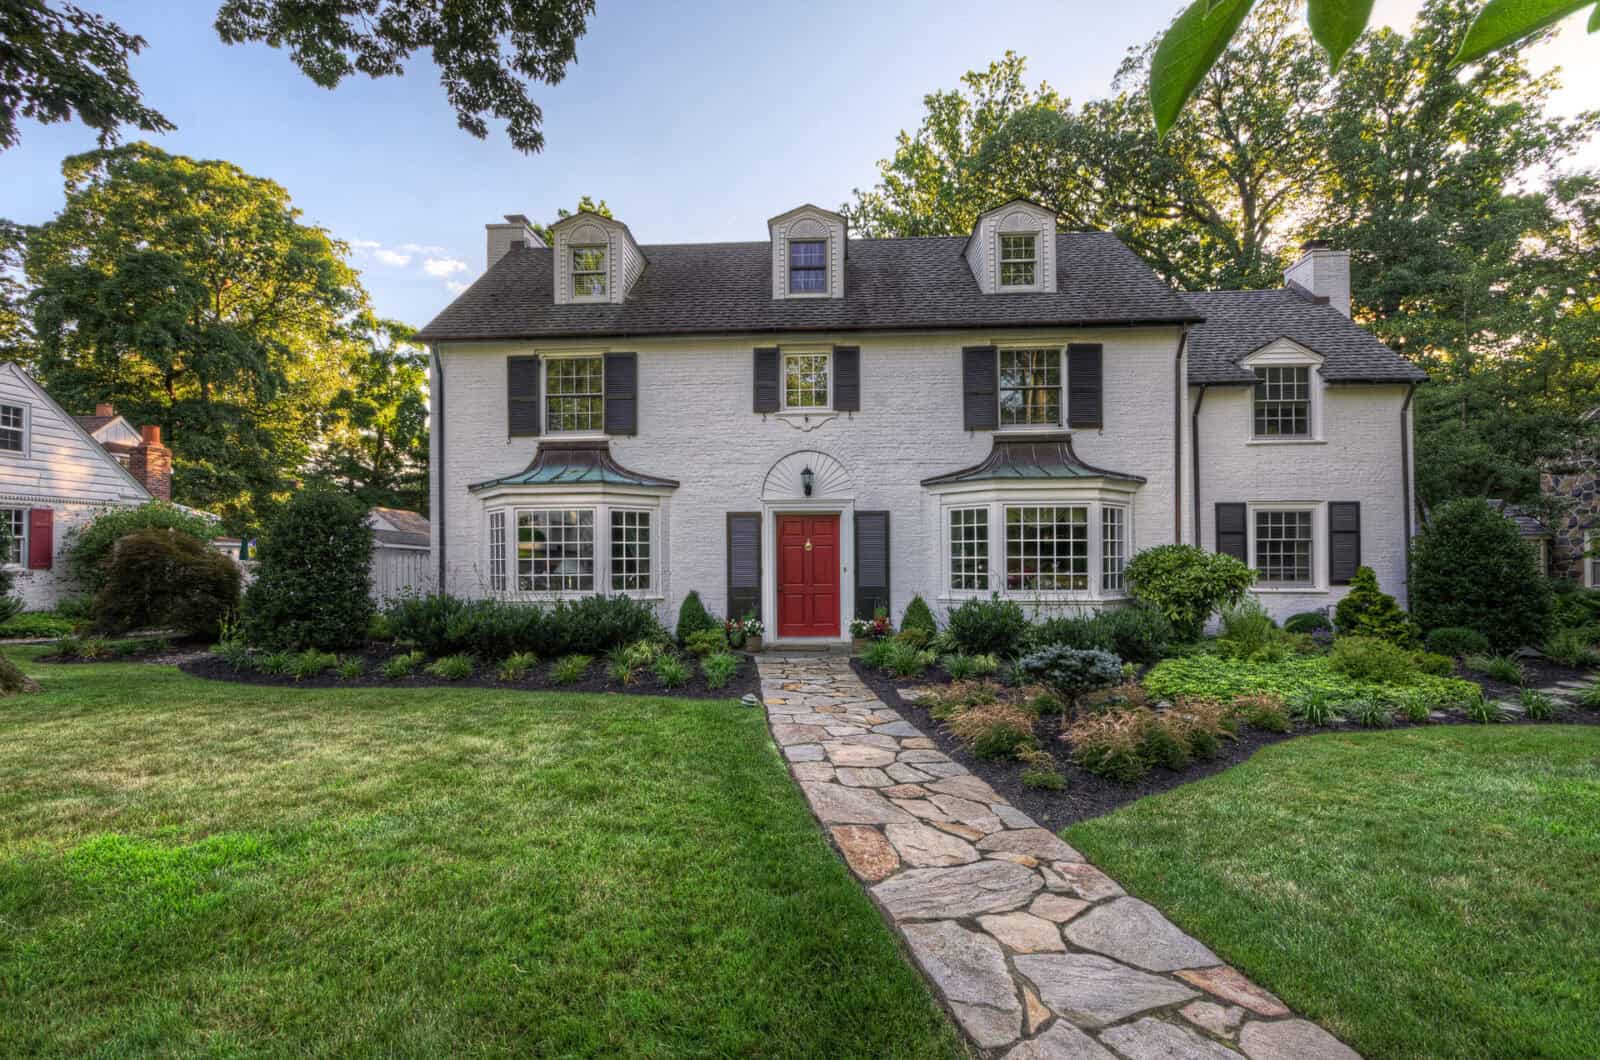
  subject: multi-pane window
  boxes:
[789,239,827,293]
[1587,533,1600,590]
[517,509,594,592]
[999,348,1062,427]
[1,508,23,565]
[488,511,507,591]
[610,510,652,591]
[1253,366,1311,437]
[1255,509,1313,585]
[784,352,829,409]
[546,356,604,433]
[571,245,607,298]
[1005,505,1089,591]
[950,508,989,591]
[999,233,1037,287]
[0,404,23,452]
[1101,507,1127,593]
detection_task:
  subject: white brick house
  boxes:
[418,202,1424,643]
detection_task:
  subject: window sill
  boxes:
[938,591,1132,604]
[775,408,833,417]
[498,591,664,602]
[540,431,609,442]
[1252,586,1328,594]
[1245,438,1326,446]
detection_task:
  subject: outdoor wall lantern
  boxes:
[801,466,815,497]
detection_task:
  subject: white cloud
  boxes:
[399,242,449,255]
[348,238,380,250]
[444,280,469,293]
[374,248,412,267]
[424,256,467,277]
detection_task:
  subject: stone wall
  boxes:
[1541,466,1600,582]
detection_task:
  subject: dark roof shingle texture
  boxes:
[1183,289,1425,385]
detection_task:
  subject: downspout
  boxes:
[432,344,446,590]
[1400,382,1416,545]
[1191,384,1208,547]
[1173,325,1191,543]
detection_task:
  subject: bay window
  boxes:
[610,510,652,591]
[488,511,507,591]
[1006,505,1088,591]
[486,501,659,597]
[1102,506,1127,593]
[950,508,989,591]
[517,509,594,592]
[942,495,1133,600]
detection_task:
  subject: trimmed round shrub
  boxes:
[901,595,937,636]
[1016,645,1123,713]
[1027,604,1172,664]
[1284,611,1332,635]
[1125,545,1255,641]
[1409,498,1552,651]
[1424,626,1490,659]
[92,528,241,638]
[67,502,221,592]
[1333,567,1417,645]
[242,489,374,651]
[675,590,719,644]
[1326,635,1417,686]
[947,594,1028,657]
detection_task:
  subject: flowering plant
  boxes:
[848,612,893,640]
[740,616,764,637]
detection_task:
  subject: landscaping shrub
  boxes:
[1327,636,1418,685]
[287,649,337,681]
[1138,713,1191,770]
[497,651,537,681]
[66,501,221,592]
[946,595,1028,657]
[1289,689,1342,726]
[1333,566,1417,646]
[381,651,424,679]
[1125,544,1254,640]
[675,591,720,645]
[255,650,295,676]
[214,638,252,671]
[0,611,76,639]
[91,528,241,638]
[1015,645,1122,715]
[1214,597,1302,662]
[1144,653,1476,708]
[1463,690,1504,724]
[1393,688,1432,724]
[552,595,665,656]
[1066,709,1153,783]
[941,653,975,680]
[944,702,1037,759]
[901,595,937,636]
[1232,692,1289,732]
[426,654,474,681]
[1543,628,1600,669]
[701,652,739,690]
[860,638,897,670]
[0,652,39,695]
[1466,653,1524,686]
[1519,688,1557,721]
[605,649,640,685]
[880,641,935,678]
[1424,626,1490,659]
[683,627,727,657]
[243,489,373,651]
[1025,691,1065,717]
[550,654,592,684]
[652,653,689,688]
[380,593,661,659]
[970,652,1000,676]
[1082,680,1149,713]
[1576,684,1600,711]
[1409,498,1552,651]
[1550,582,1600,633]
[1345,698,1393,728]
[1021,768,1065,790]
[1412,651,1457,677]
[1027,604,1172,664]
[335,657,364,681]
[1283,611,1332,635]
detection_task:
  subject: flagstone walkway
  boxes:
[758,652,1360,1060]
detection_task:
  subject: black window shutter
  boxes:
[833,345,861,412]
[1329,502,1361,585]
[753,347,780,413]
[604,352,637,435]
[727,513,762,620]
[508,355,541,436]
[1216,502,1247,561]
[854,511,890,620]
[1067,343,1103,429]
[962,345,998,430]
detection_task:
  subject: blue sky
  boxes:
[3,0,1594,328]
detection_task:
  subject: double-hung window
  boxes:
[999,347,1061,427]
[546,356,604,433]
[0,403,24,453]
[783,351,829,410]
[1586,532,1600,590]
[1006,505,1089,591]
[571,245,608,298]
[1,507,24,565]
[1254,509,1314,586]
[1101,506,1127,593]
[1253,366,1311,438]
[610,510,652,591]
[950,508,989,591]
[517,509,595,592]
[789,239,827,293]
[999,234,1036,287]
[488,511,507,591]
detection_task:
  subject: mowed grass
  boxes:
[0,647,965,1058]
[1065,726,1600,1060]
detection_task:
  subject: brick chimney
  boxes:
[95,402,114,417]
[1285,240,1351,317]
[127,425,172,500]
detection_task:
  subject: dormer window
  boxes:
[789,240,827,293]
[571,245,608,299]
[1000,234,1037,287]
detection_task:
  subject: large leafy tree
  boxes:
[1,1,592,153]
[26,143,365,531]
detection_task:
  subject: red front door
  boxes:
[777,514,840,638]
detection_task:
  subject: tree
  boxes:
[26,143,366,532]
[308,314,430,513]
[242,488,375,650]
[529,195,614,244]
[0,1,173,151]
[1409,497,1552,649]
[0,220,32,360]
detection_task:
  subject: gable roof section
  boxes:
[1184,289,1425,385]
[416,232,1201,343]
[0,362,152,500]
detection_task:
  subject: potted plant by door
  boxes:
[740,615,764,653]
[850,609,893,653]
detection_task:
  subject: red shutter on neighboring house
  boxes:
[27,509,52,570]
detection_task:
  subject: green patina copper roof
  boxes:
[470,440,679,491]
[921,433,1145,487]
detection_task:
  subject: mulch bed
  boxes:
[852,657,1600,830]
[180,650,760,702]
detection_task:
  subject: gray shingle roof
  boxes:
[415,232,1202,342]
[1183,289,1425,385]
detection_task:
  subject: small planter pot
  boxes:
[852,637,869,654]
[746,635,764,653]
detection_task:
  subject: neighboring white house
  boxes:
[368,506,433,603]
[0,364,172,609]
[416,202,1424,643]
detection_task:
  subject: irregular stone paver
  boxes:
[757,653,1358,1058]
[1100,1017,1242,1060]
[1064,897,1220,972]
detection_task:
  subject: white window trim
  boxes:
[570,244,609,303]
[1242,341,1324,444]
[932,484,1137,605]
[786,238,831,297]
[481,490,666,601]
[0,402,29,459]
[996,344,1066,431]
[1585,531,1599,589]
[542,349,608,439]
[0,506,27,570]
[779,347,832,414]
[1246,501,1325,593]
[997,231,1040,291]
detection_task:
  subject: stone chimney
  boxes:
[1285,240,1351,317]
[485,213,546,270]
[127,425,172,500]
[95,402,114,417]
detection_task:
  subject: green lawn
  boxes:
[0,646,965,1058]
[1066,726,1600,1060]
